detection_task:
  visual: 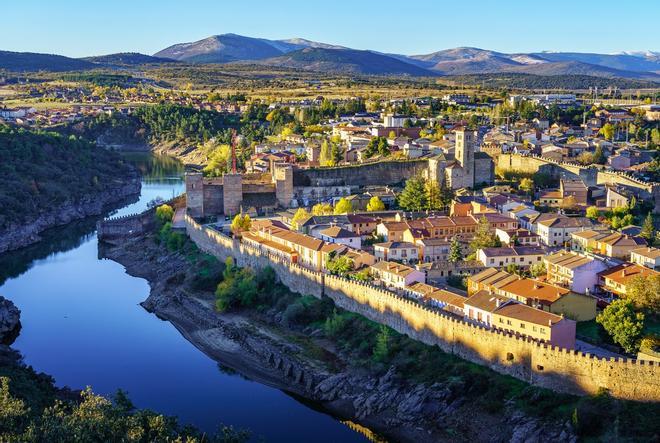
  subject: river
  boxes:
[0,153,368,443]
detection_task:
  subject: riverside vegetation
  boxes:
[152,209,660,441]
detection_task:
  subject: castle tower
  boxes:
[185,172,204,218]
[222,173,243,217]
[454,128,476,188]
[273,163,294,208]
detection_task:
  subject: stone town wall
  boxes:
[293,159,429,187]
[497,153,660,212]
[184,215,659,401]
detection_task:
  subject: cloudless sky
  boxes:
[3,0,659,57]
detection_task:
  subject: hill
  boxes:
[154,34,284,63]
[443,72,659,90]
[0,50,96,72]
[83,52,177,66]
[531,51,660,73]
[254,47,434,76]
[504,60,660,81]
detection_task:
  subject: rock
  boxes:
[0,297,20,341]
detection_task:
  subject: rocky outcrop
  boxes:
[103,234,577,443]
[0,297,21,345]
[0,172,141,254]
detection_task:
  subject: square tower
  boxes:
[185,172,204,217]
[222,173,243,217]
[454,128,476,188]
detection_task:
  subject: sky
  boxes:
[3,0,659,58]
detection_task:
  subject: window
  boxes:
[506,352,514,361]
[520,323,525,329]
[540,328,546,334]
[506,319,512,326]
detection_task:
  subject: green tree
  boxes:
[640,213,656,246]
[469,216,501,252]
[592,145,605,164]
[330,139,345,165]
[291,208,310,230]
[364,136,390,159]
[448,237,463,263]
[586,206,601,220]
[372,325,391,363]
[366,196,385,212]
[529,262,547,278]
[326,254,354,277]
[626,274,660,313]
[519,177,534,195]
[596,299,645,354]
[334,197,353,214]
[231,213,252,234]
[398,176,428,211]
[320,139,332,166]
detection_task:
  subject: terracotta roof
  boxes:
[598,263,659,285]
[469,268,519,289]
[464,290,511,312]
[320,226,358,239]
[499,278,571,305]
[494,303,565,326]
[631,247,660,260]
[371,261,418,278]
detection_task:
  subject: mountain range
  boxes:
[1,33,659,82]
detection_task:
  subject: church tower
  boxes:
[454,128,475,188]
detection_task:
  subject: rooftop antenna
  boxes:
[231,129,238,174]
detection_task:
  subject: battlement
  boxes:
[184,215,659,401]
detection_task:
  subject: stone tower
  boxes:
[273,163,294,208]
[222,173,243,217]
[185,172,204,218]
[454,128,476,188]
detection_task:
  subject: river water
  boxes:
[0,153,367,442]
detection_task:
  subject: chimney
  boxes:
[533,283,540,290]
[496,299,501,308]
[548,319,553,326]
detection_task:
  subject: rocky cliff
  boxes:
[0,172,141,254]
[102,233,576,443]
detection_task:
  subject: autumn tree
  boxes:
[155,204,174,225]
[586,206,601,220]
[312,202,333,216]
[366,196,385,212]
[291,208,310,230]
[334,197,353,214]
[600,123,615,141]
[425,179,442,210]
[469,216,501,252]
[626,274,660,314]
[519,177,534,195]
[231,213,251,234]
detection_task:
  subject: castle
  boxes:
[186,128,494,217]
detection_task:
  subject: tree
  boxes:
[529,262,547,278]
[231,213,251,234]
[597,299,645,354]
[372,325,391,363]
[398,176,428,211]
[320,139,332,166]
[291,208,310,230]
[592,145,605,164]
[155,204,174,225]
[366,196,385,212]
[560,195,578,211]
[600,123,615,141]
[387,130,396,139]
[469,216,501,252]
[640,213,656,246]
[586,206,601,220]
[326,254,354,277]
[364,136,389,159]
[448,237,463,263]
[334,197,353,214]
[627,195,637,213]
[626,274,660,313]
[519,177,534,195]
[425,179,442,210]
[330,139,345,165]
[312,202,333,215]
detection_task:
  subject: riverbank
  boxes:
[102,230,578,443]
[0,172,141,254]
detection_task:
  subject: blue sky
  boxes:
[4,0,659,57]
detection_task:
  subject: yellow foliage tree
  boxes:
[312,203,333,215]
[334,198,353,214]
[291,208,310,230]
[231,213,251,234]
[366,196,385,212]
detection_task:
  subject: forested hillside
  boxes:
[0,126,135,229]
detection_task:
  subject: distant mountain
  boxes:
[0,50,96,72]
[532,52,660,73]
[154,34,284,63]
[83,52,177,66]
[253,47,435,76]
[504,60,660,81]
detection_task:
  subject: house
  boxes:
[370,261,425,290]
[606,186,631,209]
[319,226,362,249]
[538,190,563,206]
[571,230,646,259]
[560,179,588,206]
[464,290,512,326]
[535,215,593,246]
[376,221,408,242]
[598,263,660,297]
[495,228,540,246]
[415,237,452,263]
[341,248,376,269]
[373,241,419,264]
[404,282,466,316]
[345,214,379,237]
[467,268,520,295]
[492,303,576,348]
[630,247,660,270]
[495,277,597,321]
[544,251,609,293]
[477,246,545,268]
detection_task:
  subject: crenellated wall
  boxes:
[185,215,659,401]
[293,159,430,187]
